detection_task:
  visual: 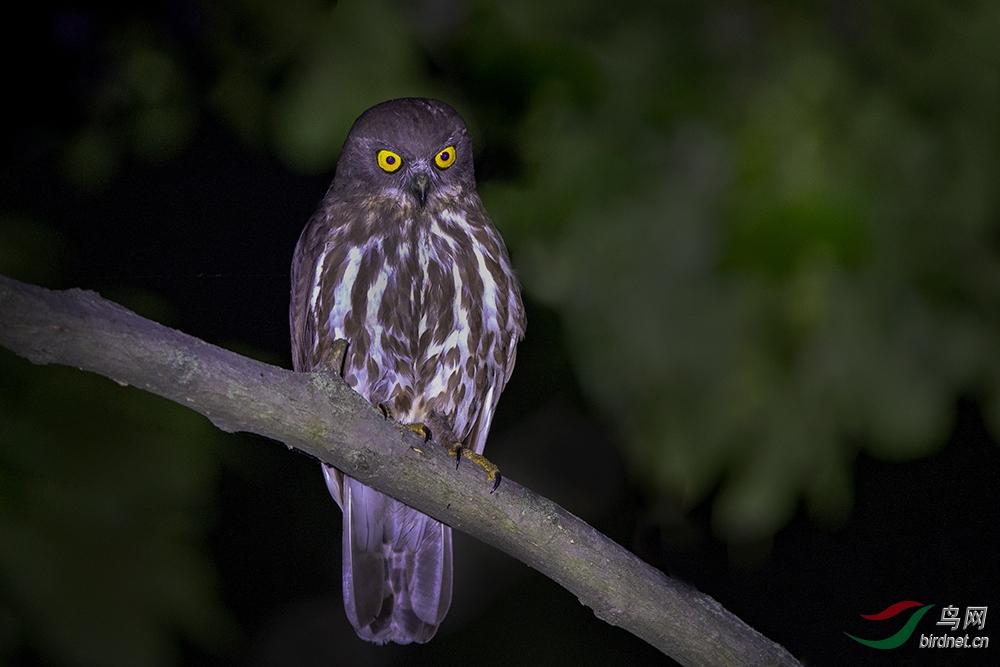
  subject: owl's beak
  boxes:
[410,171,431,207]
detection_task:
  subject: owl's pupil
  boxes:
[441,152,449,160]
[386,155,396,164]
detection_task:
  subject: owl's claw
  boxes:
[450,444,502,493]
[328,339,349,377]
[377,404,431,442]
[407,422,431,442]
[382,409,501,492]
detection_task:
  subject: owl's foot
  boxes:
[407,422,431,441]
[377,404,432,442]
[327,339,349,377]
[421,414,502,493]
[378,408,501,492]
[449,444,502,494]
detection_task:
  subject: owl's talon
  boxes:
[329,339,349,377]
[378,404,430,442]
[406,422,431,442]
[449,443,502,492]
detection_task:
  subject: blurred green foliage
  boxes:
[45,0,1000,541]
[487,1,1000,542]
[7,1,1000,661]
[0,220,233,666]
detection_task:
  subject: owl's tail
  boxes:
[324,466,453,644]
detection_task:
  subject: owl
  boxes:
[289,98,525,644]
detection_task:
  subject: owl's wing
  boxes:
[290,203,360,375]
[289,208,326,373]
[463,333,520,456]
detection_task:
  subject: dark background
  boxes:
[1,2,998,666]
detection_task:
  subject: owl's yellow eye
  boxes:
[434,146,456,169]
[377,149,402,173]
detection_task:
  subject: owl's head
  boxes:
[333,98,476,207]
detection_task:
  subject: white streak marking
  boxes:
[366,262,390,382]
[328,244,364,337]
[366,265,389,316]
[472,242,500,327]
[309,245,331,312]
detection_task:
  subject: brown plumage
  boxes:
[289,98,525,644]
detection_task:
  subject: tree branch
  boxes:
[0,274,800,667]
